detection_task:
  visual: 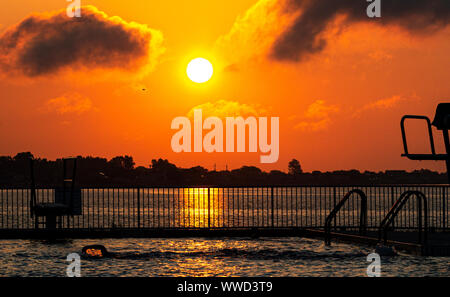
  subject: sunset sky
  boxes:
[0,0,449,172]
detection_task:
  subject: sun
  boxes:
[187,58,213,83]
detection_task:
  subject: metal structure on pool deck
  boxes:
[401,103,450,183]
[30,158,81,229]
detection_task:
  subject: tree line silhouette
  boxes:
[0,152,446,187]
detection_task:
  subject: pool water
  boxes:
[0,237,448,277]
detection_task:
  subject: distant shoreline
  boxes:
[1,152,447,187]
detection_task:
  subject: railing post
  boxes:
[443,186,446,230]
[271,186,274,227]
[137,187,141,228]
[418,196,422,244]
[208,187,211,228]
[423,193,428,246]
[391,186,395,229]
[333,187,337,231]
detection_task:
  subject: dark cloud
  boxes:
[0,6,164,76]
[272,0,450,61]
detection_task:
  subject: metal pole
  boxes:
[443,186,446,230]
[391,186,395,229]
[418,197,422,244]
[423,194,428,246]
[333,187,336,231]
[271,186,274,227]
[443,130,450,184]
[137,187,141,228]
[208,187,211,228]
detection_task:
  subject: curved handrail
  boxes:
[378,190,411,239]
[379,190,428,245]
[401,115,436,156]
[324,189,367,245]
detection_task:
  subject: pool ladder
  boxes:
[378,190,428,246]
[324,189,367,245]
[324,189,428,248]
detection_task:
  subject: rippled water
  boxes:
[0,237,449,277]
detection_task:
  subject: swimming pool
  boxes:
[0,237,448,277]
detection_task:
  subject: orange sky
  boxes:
[0,0,449,172]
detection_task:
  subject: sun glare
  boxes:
[187,58,213,83]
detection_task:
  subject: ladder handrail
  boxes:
[324,189,367,245]
[401,115,436,156]
[379,190,428,245]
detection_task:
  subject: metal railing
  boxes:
[0,185,448,232]
[379,191,428,245]
[401,115,436,156]
[324,189,367,245]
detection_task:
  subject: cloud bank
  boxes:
[0,6,164,77]
[273,0,450,61]
[215,0,293,64]
[218,0,450,63]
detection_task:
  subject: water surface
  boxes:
[0,237,448,277]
